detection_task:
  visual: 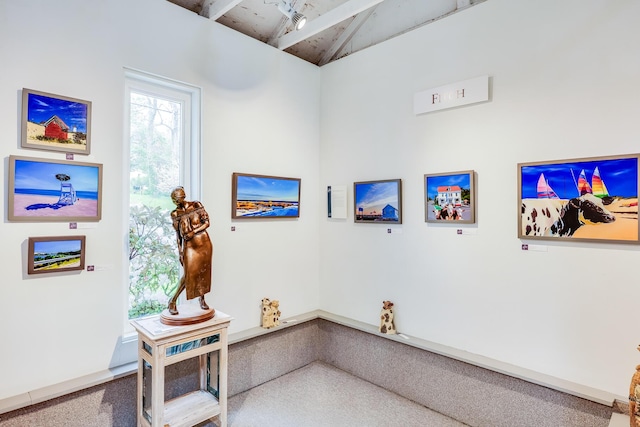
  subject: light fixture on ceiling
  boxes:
[276,0,307,31]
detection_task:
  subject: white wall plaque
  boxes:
[414,75,489,115]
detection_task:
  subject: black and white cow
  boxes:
[521,193,615,237]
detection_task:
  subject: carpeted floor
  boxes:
[226,361,468,427]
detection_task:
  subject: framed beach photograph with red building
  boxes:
[424,170,475,223]
[232,172,301,219]
[21,88,92,155]
[518,154,640,243]
[354,179,402,224]
[8,155,103,222]
[27,235,86,275]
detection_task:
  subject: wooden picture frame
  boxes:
[8,155,103,222]
[354,179,402,223]
[21,88,91,155]
[424,170,476,223]
[231,172,301,219]
[28,235,86,274]
[518,154,640,243]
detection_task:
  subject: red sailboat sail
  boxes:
[591,166,609,198]
[577,169,592,195]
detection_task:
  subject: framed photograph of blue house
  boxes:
[21,88,92,155]
[232,172,301,219]
[27,235,86,275]
[518,154,640,243]
[424,170,476,223]
[354,179,402,223]
[8,155,103,222]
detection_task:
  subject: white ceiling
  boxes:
[166,0,487,66]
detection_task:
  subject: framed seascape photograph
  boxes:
[27,235,86,275]
[21,88,91,155]
[354,179,402,223]
[232,172,301,219]
[8,155,103,222]
[518,154,640,243]
[424,170,476,223]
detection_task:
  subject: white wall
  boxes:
[319,0,640,398]
[0,0,321,400]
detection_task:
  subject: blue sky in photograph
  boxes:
[236,175,300,201]
[14,159,99,192]
[34,239,82,254]
[27,92,88,133]
[355,181,398,210]
[425,173,470,198]
[520,157,638,199]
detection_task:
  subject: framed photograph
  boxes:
[518,154,640,243]
[232,172,301,219]
[354,179,402,223]
[8,155,103,222]
[424,170,476,223]
[21,88,91,155]
[27,235,86,275]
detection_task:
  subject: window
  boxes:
[124,69,201,320]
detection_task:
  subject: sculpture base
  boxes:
[160,303,215,326]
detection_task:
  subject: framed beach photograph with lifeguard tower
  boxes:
[21,88,92,155]
[518,154,640,244]
[8,155,103,222]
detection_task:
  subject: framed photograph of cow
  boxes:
[21,88,92,155]
[424,170,476,223]
[27,235,86,275]
[518,154,640,243]
[354,179,402,224]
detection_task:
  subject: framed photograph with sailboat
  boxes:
[518,154,640,243]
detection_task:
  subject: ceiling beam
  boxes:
[201,0,243,20]
[277,0,385,51]
[318,5,378,66]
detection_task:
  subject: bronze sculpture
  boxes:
[167,186,213,315]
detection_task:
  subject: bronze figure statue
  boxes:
[167,186,213,315]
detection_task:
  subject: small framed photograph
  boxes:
[232,172,301,219]
[354,179,402,223]
[21,88,91,155]
[424,170,476,223]
[28,235,86,274]
[8,155,103,222]
[518,154,639,243]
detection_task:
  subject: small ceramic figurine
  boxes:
[630,345,640,427]
[379,300,396,334]
[261,298,281,329]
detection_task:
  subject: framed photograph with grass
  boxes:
[354,179,402,223]
[8,155,103,222]
[518,154,640,243]
[424,170,475,223]
[232,172,301,218]
[21,88,91,155]
[27,235,86,275]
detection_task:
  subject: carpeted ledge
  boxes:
[0,318,615,427]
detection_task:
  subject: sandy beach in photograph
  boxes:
[12,194,98,218]
[573,197,638,240]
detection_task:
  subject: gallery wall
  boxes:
[318,0,640,398]
[0,0,321,400]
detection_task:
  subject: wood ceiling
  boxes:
[166,0,487,66]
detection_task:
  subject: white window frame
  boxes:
[122,68,201,338]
